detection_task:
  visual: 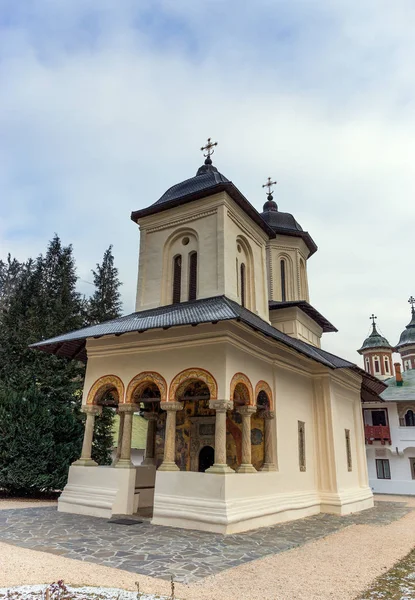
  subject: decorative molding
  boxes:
[86,375,125,405]
[227,209,263,248]
[125,371,167,404]
[255,380,274,409]
[146,210,217,233]
[169,367,218,401]
[230,372,254,405]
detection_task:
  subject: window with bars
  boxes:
[298,421,306,472]
[280,260,286,302]
[345,429,352,471]
[376,458,391,479]
[240,263,246,307]
[172,255,182,303]
[188,252,197,301]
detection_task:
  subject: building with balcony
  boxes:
[359,311,415,495]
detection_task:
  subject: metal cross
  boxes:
[409,296,415,313]
[370,314,377,326]
[262,177,277,196]
[200,138,218,158]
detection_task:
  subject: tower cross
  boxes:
[262,177,277,196]
[409,296,415,314]
[200,137,218,158]
[370,314,377,327]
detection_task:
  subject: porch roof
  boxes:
[30,295,385,397]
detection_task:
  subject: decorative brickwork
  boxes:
[169,368,218,402]
[125,371,167,404]
[86,375,124,405]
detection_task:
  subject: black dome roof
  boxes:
[260,197,303,232]
[396,310,415,350]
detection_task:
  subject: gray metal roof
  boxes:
[396,311,415,350]
[30,295,384,396]
[154,164,229,206]
[358,324,392,353]
[381,369,415,401]
[269,300,337,333]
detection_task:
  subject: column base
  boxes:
[72,458,98,467]
[114,459,134,469]
[158,462,180,472]
[260,463,277,472]
[236,463,257,474]
[206,463,235,474]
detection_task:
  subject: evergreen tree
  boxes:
[87,246,123,465]
[0,254,24,316]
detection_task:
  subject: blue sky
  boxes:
[1,0,414,362]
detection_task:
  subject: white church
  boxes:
[32,140,384,534]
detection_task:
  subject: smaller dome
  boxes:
[260,196,303,232]
[358,323,392,353]
[396,310,415,350]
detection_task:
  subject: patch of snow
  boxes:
[0,584,175,599]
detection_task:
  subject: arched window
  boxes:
[300,259,307,300]
[240,263,246,307]
[365,357,370,373]
[405,410,415,426]
[188,252,197,301]
[373,356,381,375]
[384,356,390,375]
[280,260,286,302]
[172,255,182,303]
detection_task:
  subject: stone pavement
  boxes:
[0,502,410,584]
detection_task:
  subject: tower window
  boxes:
[384,356,390,375]
[240,263,246,307]
[280,260,286,302]
[188,252,197,301]
[365,357,370,373]
[405,410,415,427]
[172,255,182,303]
[373,356,381,374]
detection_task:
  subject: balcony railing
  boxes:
[364,424,392,445]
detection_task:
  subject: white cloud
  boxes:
[1,0,414,363]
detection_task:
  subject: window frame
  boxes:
[376,458,391,480]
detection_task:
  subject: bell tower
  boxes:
[358,314,394,380]
[396,296,415,371]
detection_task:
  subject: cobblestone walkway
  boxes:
[0,502,410,583]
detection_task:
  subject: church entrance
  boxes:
[198,446,214,472]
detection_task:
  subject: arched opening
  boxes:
[405,410,415,427]
[299,259,308,301]
[257,390,271,410]
[236,236,254,311]
[198,446,214,472]
[373,355,381,375]
[233,382,251,406]
[240,263,246,307]
[188,251,198,301]
[172,254,182,303]
[280,259,287,302]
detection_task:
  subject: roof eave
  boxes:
[268,300,337,333]
[271,228,317,257]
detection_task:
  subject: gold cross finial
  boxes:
[262,177,277,197]
[200,137,218,159]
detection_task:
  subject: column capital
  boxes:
[118,403,139,413]
[209,399,233,412]
[237,405,257,416]
[143,411,159,421]
[261,410,275,420]
[160,401,183,412]
[81,405,102,416]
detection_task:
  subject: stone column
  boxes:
[112,410,125,465]
[115,404,137,468]
[260,410,277,472]
[142,412,158,466]
[73,405,102,466]
[206,400,234,474]
[236,405,257,473]
[158,402,183,471]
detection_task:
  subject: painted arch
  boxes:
[86,374,125,405]
[125,371,167,404]
[255,380,274,410]
[230,372,254,406]
[169,367,218,401]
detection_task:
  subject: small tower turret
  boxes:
[396,296,415,371]
[358,314,394,380]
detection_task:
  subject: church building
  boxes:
[32,140,383,533]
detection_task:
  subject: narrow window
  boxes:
[374,357,380,374]
[298,421,306,472]
[376,458,391,479]
[405,410,415,427]
[345,429,352,471]
[410,458,415,480]
[280,260,286,302]
[172,255,182,303]
[365,357,370,373]
[240,263,246,307]
[188,252,197,301]
[384,356,390,375]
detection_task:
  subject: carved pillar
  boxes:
[112,410,125,465]
[73,405,102,466]
[142,412,158,466]
[115,404,137,468]
[158,402,183,471]
[206,400,234,474]
[236,405,257,473]
[260,410,277,472]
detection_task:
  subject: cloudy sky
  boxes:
[1,0,414,364]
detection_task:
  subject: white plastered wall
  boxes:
[267,236,310,303]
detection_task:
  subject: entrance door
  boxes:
[198,446,214,472]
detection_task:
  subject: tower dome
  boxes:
[358,315,394,380]
[396,297,415,371]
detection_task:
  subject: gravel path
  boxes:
[0,495,413,600]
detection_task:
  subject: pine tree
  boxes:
[0,254,24,316]
[88,246,123,465]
